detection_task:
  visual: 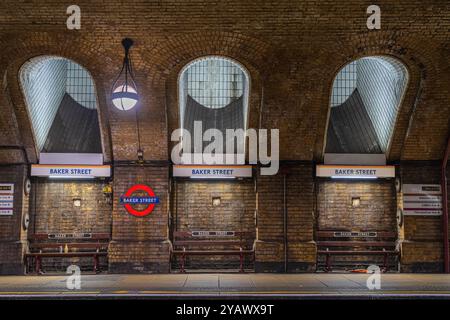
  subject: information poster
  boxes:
[403,184,442,216]
[0,183,14,216]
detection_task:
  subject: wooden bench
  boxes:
[170,231,256,273]
[25,233,109,274]
[316,230,399,272]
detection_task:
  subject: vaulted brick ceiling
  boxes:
[0,1,448,163]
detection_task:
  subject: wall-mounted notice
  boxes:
[403,184,442,216]
[0,183,14,216]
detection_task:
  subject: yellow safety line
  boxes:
[0,291,100,295]
[0,290,449,295]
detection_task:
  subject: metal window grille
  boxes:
[327,56,408,153]
[183,57,245,109]
[66,61,97,109]
[331,61,357,107]
[20,56,98,151]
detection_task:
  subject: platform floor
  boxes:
[0,273,449,299]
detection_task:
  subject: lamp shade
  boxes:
[112,85,138,110]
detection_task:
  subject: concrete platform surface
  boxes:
[0,273,449,299]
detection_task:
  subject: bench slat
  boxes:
[316,231,396,238]
[173,240,247,246]
[30,243,108,249]
[173,231,253,238]
[317,241,396,247]
[25,252,107,258]
[172,250,254,255]
[317,250,398,255]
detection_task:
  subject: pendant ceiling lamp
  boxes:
[111,38,139,111]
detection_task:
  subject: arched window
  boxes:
[179,56,250,156]
[326,56,408,154]
[20,56,102,154]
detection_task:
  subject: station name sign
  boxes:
[316,165,395,178]
[31,165,111,178]
[121,184,159,217]
[173,165,252,179]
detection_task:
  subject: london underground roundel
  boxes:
[120,184,159,217]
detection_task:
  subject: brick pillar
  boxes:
[0,165,29,274]
[255,163,316,272]
[109,165,170,273]
[399,162,444,272]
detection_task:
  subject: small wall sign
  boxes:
[403,184,442,216]
[120,184,159,217]
[333,231,377,238]
[48,233,92,239]
[0,183,14,216]
[191,231,235,237]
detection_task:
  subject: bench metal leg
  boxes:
[179,252,186,273]
[382,253,388,273]
[24,256,29,274]
[35,256,42,275]
[93,255,100,273]
[239,252,244,273]
[325,253,332,272]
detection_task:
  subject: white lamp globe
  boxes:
[112,85,138,110]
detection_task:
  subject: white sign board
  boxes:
[31,165,111,178]
[173,165,252,179]
[403,184,442,216]
[316,165,395,178]
[40,153,103,165]
[0,183,14,216]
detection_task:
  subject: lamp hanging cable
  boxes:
[135,106,144,163]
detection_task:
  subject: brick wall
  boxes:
[28,178,112,271]
[400,162,444,272]
[174,180,255,232]
[173,179,256,269]
[109,165,170,273]
[317,180,396,231]
[316,179,397,269]
[256,164,315,272]
[1,2,448,166]
[0,1,449,274]
[0,165,28,274]
[30,179,111,234]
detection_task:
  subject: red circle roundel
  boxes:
[120,184,159,217]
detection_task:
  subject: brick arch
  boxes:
[159,32,275,157]
[141,31,278,85]
[310,32,445,162]
[0,32,114,163]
